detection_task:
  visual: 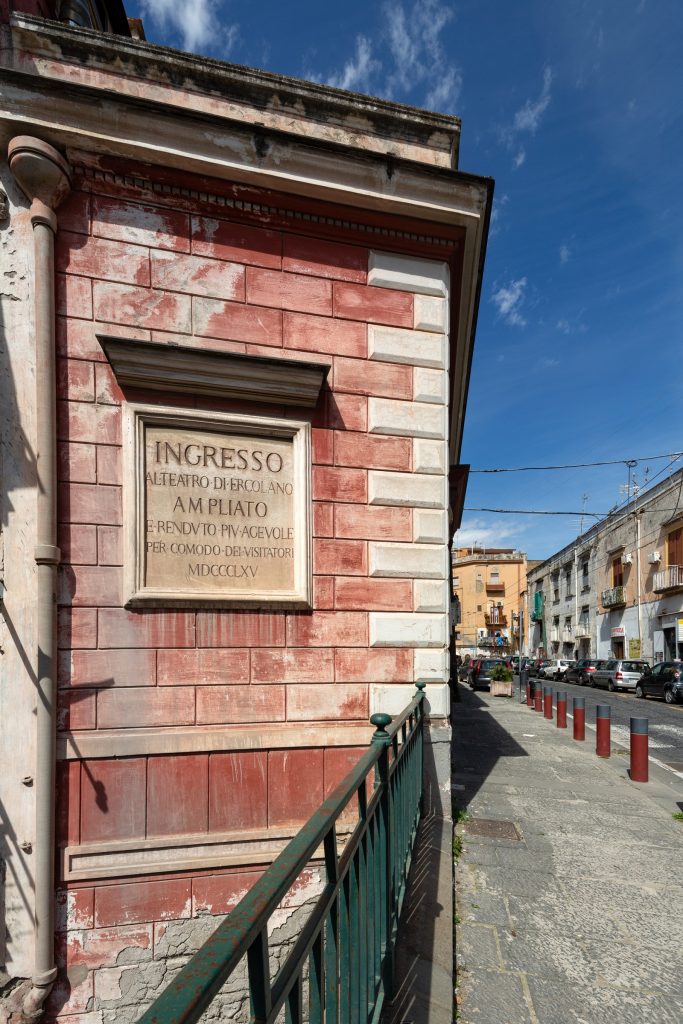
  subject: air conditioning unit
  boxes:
[620,552,633,565]
[648,551,661,565]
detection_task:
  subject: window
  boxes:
[490,570,500,582]
[612,557,624,588]
[668,526,683,567]
[582,561,589,583]
[565,568,572,595]
[453,576,460,588]
[477,605,482,612]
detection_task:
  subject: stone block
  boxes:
[61,648,156,688]
[93,283,191,333]
[196,611,285,648]
[191,214,281,268]
[97,687,195,729]
[413,509,448,543]
[209,752,268,832]
[335,504,412,541]
[147,754,209,837]
[335,577,413,610]
[196,685,285,724]
[283,234,366,282]
[369,612,447,647]
[369,542,447,579]
[313,466,367,503]
[246,266,332,315]
[93,196,190,252]
[192,296,282,346]
[313,538,367,576]
[334,356,412,399]
[57,273,93,319]
[98,609,195,649]
[333,281,413,327]
[414,579,449,612]
[192,870,263,916]
[368,398,446,439]
[251,648,334,684]
[268,748,324,826]
[58,232,151,286]
[287,611,368,647]
[326,392,367,431]
[334,647,413,682]
[368,324,446,368]
[368,251,449,297]
[334,431,411,471]
[415,649,449,682]
[414,294,448,333]
[413,438,448,474]
[58,441,96,483]
[94,877,192,928]
[80,759,146,843]
[283,310,367,358]
[287,684,368,721]
[413,367,447,404]
[369,470,444,509]
[151,251,245,300]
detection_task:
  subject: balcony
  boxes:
[485,611,508,628]
[653,565,683,593]
[549,628,559,643]
[601,585,626,608]
[562,628,574,643]
[486,581,506,595]
[575,622,591,639]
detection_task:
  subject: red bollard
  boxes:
[630,717,649,782]
[596,704,611,757]
[543,685,553,719]
[534,682,543,712]
[526,680,533,707]
[556,691,567,728]
[573,696,585,741]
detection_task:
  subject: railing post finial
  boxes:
[415,680,427,696]
[370,712,392,746]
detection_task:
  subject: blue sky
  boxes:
[128,1,683,559]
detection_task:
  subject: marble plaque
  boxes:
[124,405,311,606]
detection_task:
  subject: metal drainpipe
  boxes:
[7,136,72,1021]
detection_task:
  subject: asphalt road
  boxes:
[513,673,683,774]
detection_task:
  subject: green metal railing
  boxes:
[138,681,427,1024]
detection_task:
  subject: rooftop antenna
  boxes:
[579,493,589,535]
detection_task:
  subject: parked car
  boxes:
[591,659,651,692]
[565,658,601,685]
[539,658,574,681]
[635,661,683,704]
[470,658,506,691]
[528,658,550,677]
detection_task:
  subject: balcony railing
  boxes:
[575,622,591,638]
[653,565,683,593]
[485,611,507,627]
[562,628,574,643]
[601,585,626,607]
[138,687,426,1024]
[549,628,559,643]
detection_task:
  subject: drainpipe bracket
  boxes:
[32,967,58,987]
[30,200,57,234]
[34,544,60,566]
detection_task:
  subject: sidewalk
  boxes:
[453,683,683,1024]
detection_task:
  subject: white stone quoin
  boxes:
[369,471,445,509]
[413,439,448,474]
[368,325,446,369]
[413,367,447,404]
[414,294,448,334]
[369,542,447,579]
[415,648,450,682]
[413,509,448,544]
[368,398,446,439]
[368,250,449,297]
[370,612,448,647]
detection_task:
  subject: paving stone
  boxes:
[457,968,532,1024]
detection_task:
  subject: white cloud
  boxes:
[513,67,553,133]
[490,193,509,236]
[559,243,570,263]
[556,319,571,334]
[140,0,237,55]
[315,1,461,113]
[500,66,553,168]
[541,356,560,368]
[453,518,527,549]
[491,277,527,327]
[327,36,379,92]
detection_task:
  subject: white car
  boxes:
[539,659,574,681]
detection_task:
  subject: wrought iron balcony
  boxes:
[485,611,507,627]
[653,565,683,593]
[575,621,591,638]
[601,585,626,607]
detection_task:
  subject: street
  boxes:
[514,674,683,775]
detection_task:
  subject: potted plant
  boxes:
[490,663,513,697]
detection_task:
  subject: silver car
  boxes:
[591,659,651,692]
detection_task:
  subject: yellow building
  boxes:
[452,547,527,658]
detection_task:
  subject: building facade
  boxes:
[526,468,683,664]
[452,547,527,658]
[0,3,492,1020]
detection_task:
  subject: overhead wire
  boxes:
[470,451,683,473]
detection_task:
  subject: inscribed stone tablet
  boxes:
[124,405,311,606]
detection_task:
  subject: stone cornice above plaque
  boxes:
[99,336,330,407]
